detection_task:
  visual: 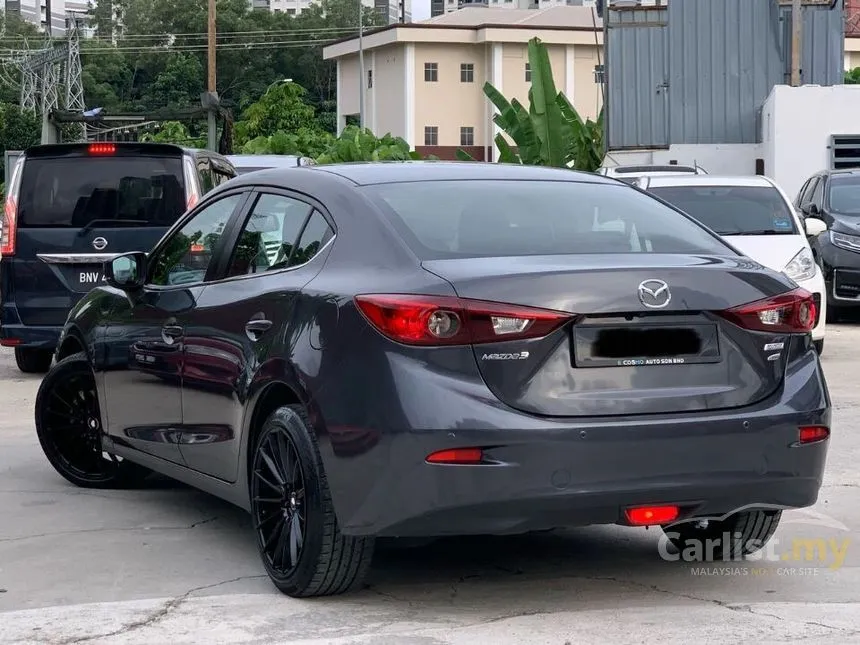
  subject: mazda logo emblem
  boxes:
[638,279,671,309]
[92,237,108,251]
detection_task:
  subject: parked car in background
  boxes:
[35,162,828,599]
[1,142,236,373]
[597,163,708,185]
[639,175,827,353]
[795,168,860,323]
[226,154,316,175]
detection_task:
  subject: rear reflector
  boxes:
[798,425,829,444]
[717,288,816,334]
[426,448,484,464]
[0,339,22,347]
[355,294,574,346]
[625,505,680,526]
[89,143,116,155]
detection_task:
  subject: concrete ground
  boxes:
[1,329,860,645]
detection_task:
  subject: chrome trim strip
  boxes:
[37,253,119,264]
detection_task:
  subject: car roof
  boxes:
[227,154,304,166]
[602,164,702,175]
[827,168,860,178]
[641,175,777,188]
[290,161,616,186]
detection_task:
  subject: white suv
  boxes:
[639,175,827,353]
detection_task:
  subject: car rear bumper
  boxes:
[0,319,62,349]
[319,343,830,538]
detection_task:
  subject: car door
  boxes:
[101,190,250,464]
[178,190,336,482]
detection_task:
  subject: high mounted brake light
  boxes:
[717,288,816,334]
[354,294,575,346]
[88,143,116,155]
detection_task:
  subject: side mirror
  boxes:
[804,217,827,237]
[105,252,147,289]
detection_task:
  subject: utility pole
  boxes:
[791,0,802,86]
[358,0,365,130]
[206,0,219,151]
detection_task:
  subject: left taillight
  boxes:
[354,294,575,346]
[717,288,816,334]
[1,157,23,257]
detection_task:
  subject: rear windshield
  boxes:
[18,156,186,228]
[828,175,860,215]
[648,185,797,235]
[365,179,733,259]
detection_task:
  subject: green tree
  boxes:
[459,37,604,171]
[235,82,319,143]
[0,104,40,181]
[845,67,860,84]
[147,53,205,109]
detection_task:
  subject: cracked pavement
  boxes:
[2,326,860,645]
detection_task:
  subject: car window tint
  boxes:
[224,193,312,277]
[198,159,215,193]
[811,178,825,207]
[827,175,860,214]
[365,180,732,259]
[289,210,334,267]
[148,194,242,286]
[17,156,186,228]
[648,185,797,235]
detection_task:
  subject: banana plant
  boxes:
[457,37,604,171]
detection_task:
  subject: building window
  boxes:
[424,62,438,82]
[525,63,531,82]
[460,63,474,83]
[367,69,373,88]
[460,126,474,147]
[424,126,439,146]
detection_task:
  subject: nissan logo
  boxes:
[92,237,108,251]
[638,279,671,309]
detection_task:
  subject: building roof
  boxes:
[322,6,603,59]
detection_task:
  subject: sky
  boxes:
[412,0,430,21]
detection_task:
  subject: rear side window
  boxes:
[17,156,186,228]
[365,180,732,259]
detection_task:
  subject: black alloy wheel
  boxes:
[35,352,149,488]
[250,405,375,597]
[252,425,307,575]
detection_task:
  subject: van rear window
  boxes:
[17,157,186,228]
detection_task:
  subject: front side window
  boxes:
[366,180,732,260]
[224,193,312,277]
[148,193,243,286]
[197,159,216,194]
[648,185,798,235]
[827,175,860,214]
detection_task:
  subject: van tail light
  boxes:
[354,294,575,346]
[1,158,22,257]
[1,194,18,256]
[186,192,199,210]
[716,288,816,334]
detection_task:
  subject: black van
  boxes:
[1,142,236,373]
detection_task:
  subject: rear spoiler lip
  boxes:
[22,143,186,159]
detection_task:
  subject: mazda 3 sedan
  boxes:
[34,162,831,598]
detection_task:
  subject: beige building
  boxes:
[322,6,604,160]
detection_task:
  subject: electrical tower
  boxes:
[0,12,87,141]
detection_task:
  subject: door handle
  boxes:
[245,319,272,341]
[162,324,183,345]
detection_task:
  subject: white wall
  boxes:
[762,85,860,201]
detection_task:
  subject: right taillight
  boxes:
[717,288,816,334]
[354,294,575,346]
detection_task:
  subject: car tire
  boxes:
[14,347,53,374]
[250,405,375,598]
[35,352,151,489]
[661,509,782,560]
[814,339,824,355]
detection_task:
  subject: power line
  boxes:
[71,39,345,55]
[0,25,363,43]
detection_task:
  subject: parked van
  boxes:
[1,142,236,373]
